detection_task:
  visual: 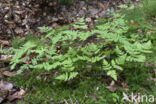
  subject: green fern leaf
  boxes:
[107,70,117,81]
[68,72,78,80]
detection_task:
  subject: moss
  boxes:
[143,0,156,17]
[7,67,155,104]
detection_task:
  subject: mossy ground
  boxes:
[6,63,155,104]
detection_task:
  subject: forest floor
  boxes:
[0,0,156,104]
[0,0,131,39]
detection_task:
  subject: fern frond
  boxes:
[107,70,117,81]
[73,18,88,29]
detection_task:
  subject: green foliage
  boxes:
[8,70,155,104]
[121,0,156,24]
[0,46,13,55]
[10,13,152,81]
[11,37,24,49]
[121,5,146,23]
[143,0,156,17]
[4,2,156,104]
[73,18,88,29]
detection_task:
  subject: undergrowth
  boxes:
[2,1,156,104]
[121,0,156,24]
[8,65,155,104]
[10,13,152,82]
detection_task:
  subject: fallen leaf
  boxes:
[0,97,4,103]
[106,81,118,92]
[152,78,156,82]
[52,23,59,29]
[0,40,10,46]
[89,8,99,16]
[130,20,137,25]
[99,11,106,17]
[0,55,13,62]
[145,62,154,67]
[106,85,118,92]
[137,29,143,34]
[85,17,92,23]
[0,67,10,71]
[0,80,13,98]
[52,17,58,22]
[2,71,16,77]
[7,89,25,101]
[14,11,24,14]
[98,2,106,10]
[147,30,152,35]
[147,78,156,82]
[0,81,13,91]
[15,28,23,34]
[121,82,129,92]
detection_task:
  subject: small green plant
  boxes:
[10,13,152,81]
[143,0,156,17]
[121,0,156,24]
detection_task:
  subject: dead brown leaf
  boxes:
[85,17,92,23]
[0,80,13,91]
[106,85,118,92]
[0,55,13,62]
[137,29,143,35]
[2,71,16,77]
[14,11,24,15]
[0,80,26,102]
[7,89,25,101]
[0,40,10,46]
[130,20,137,26]
[15,28,24,34]
[0,80,13,98]
[0,97,4,103]
[121,82,129,92]
[147,78,156,82]
[106,81,118,92]
[147,30,152,35]
[52,23,60,29]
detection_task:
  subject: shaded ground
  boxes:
[0,0,126,39]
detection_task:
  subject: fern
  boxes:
[10,14,152,81]
[10,41,36,70]
[107,70,117,81]
[73,18,88,29]
[56,72,78,81]
[103,60,112,71]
